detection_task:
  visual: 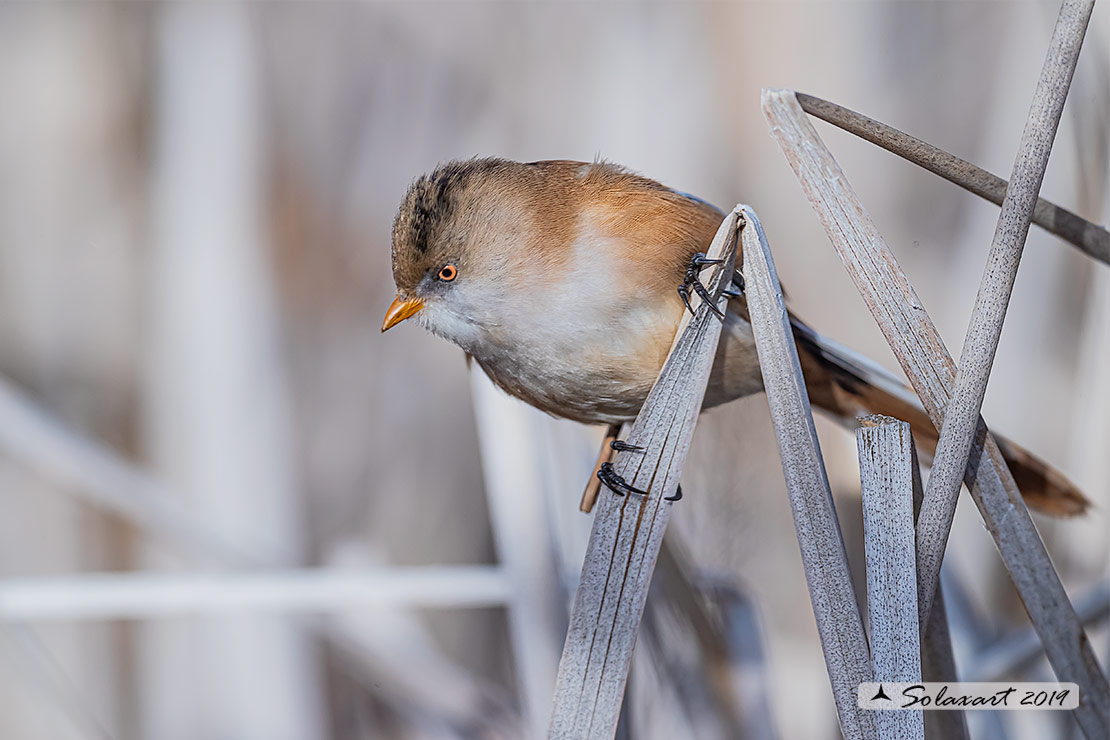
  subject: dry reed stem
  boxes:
[762,86,1109,739]
[742,205,877,740]
[908,442,969,740]
[858,416,924,740]
[795,93,1109,264]
[917,0,1094,632]
[969,581,1110,682]
[548,209,739,740]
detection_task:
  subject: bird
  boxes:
[382,157,1087,517]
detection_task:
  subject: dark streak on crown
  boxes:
[405,158,508,254]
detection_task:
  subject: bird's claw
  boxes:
[664,485,683,503]
[598,462,647,497]
[690,254,723,268]
[692,279,725,319]
[679,252,726,320]
[678,284,695,315]
[610,440,643,453]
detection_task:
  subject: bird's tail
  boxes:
[791,318,1089,517]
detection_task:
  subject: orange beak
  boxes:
[381,295,424,332]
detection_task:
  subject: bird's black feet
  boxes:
[609,439,643,453]
[722,270,745,299]
[664,485,683,503]
[678,253,726,320]
[598,462,647,497]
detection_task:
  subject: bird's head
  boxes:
[383,158,546,352]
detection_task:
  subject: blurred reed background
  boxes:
[0,2,1106,739]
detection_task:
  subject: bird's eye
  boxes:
[438,264,457,282]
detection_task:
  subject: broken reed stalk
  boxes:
[547,209,739,740]
[741,205,877,740]
[762,87,1109,739]
[918,0,1095,631]
[857,416,924,740]
[795,93,1110,265]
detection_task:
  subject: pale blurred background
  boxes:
[0,2,1106,739]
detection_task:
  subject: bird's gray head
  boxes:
[383,158,536,350]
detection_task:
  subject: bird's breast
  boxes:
[473,264,685,424]
[465,214,764,424]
